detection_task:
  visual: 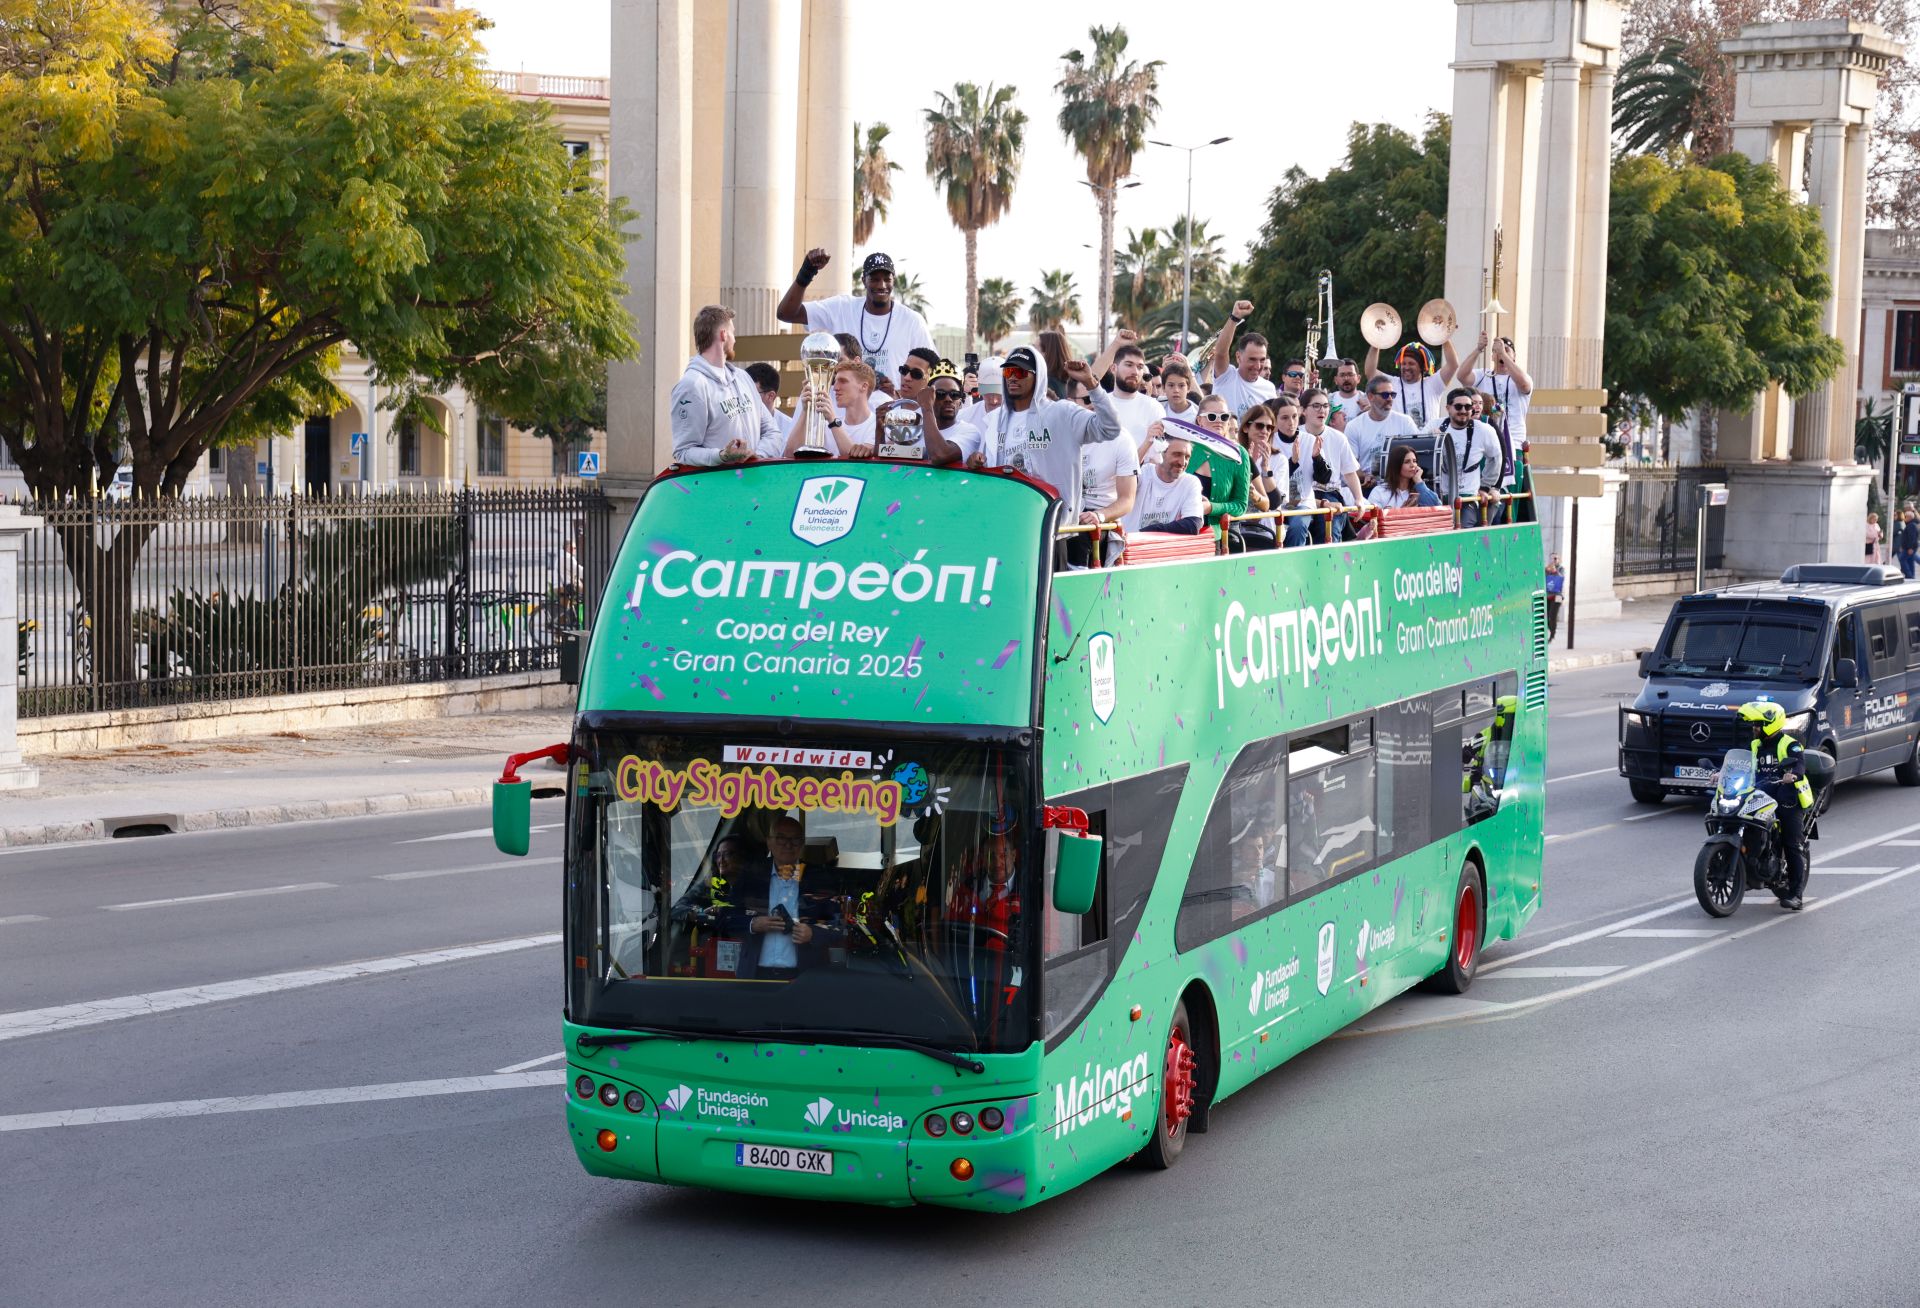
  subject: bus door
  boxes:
[1861,603,1916,770]
[1825,610,1871,777]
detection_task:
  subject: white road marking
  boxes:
[103,883,335,912]
[494,1051,567,1074]
[1882,839,1920,847]
[1552,705,1623,720]
[1815,817,1920,865]
[1545,823,1617,845]
[1482,965,1624,979]
[1810,867,1896,876]
[1624,805,1695,822]
[397,823,561,845]
[1482,898,1695,972]
[1546,766,1617,785]
[377,857,559,881]
[0,1071,567,1133]
[0,933,561,1043]
[0,915,47,927]
[1610,928,1723,939]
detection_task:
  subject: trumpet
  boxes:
[1315,269,1339,370]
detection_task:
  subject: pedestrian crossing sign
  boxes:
[576,451,601,479]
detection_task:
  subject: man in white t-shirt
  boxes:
[787,360,880,459]
[1122,437,1207,536]
[1327,359,1365,427]
[1104,340,1162,448]
[1073,403,1139,566]
[1341,378,1420,486]
[1364,340,1460,430]
[1456,331,1532,489]
[1208,299,1279,418]
[916,362,981,467]
[777,249,936,386]
[1434,387,1503,525]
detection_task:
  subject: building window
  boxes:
[398,418,420,477]
[478,414,506,477]
[206,445,224,473]
[564,140,590,162]
[0,440,17,470]
[1896,310,1920,374]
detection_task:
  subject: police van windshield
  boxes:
[1653,606,1824,682]
[569,730,1034,1053]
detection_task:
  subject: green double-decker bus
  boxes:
[492,460,1546,1210]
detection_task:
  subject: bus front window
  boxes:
[576,733,1034,1053]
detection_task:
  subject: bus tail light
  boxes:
[623,1091,646,1113]
[597,1129,618,1152]
[598,1082,621,1107]
[575,1075,596,1099]
[979,1106,1004,1132]
[950,1111,974,1135]
[923,1114,948,1137]
[950,1158,974,1181]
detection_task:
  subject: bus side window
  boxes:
[1176,739,1285,953]
[1866,607,1904,682]
[1043,805,1111,1042]
[1831,613,1859,685]
[1376,695,1434,862]
[1287,733,1375,896]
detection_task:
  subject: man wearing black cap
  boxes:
[977,346,1118,520]
[777,248,936,390]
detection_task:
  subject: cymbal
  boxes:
[1417,298,1457,346]
[1360,302,1402,350]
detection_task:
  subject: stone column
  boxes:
[0,504,42,790]
[1442,61,1503,337]
[719,0,800,334]
[795,0,852,299]
[1528,59,1584,390]
[607,0,697,506]
[1793,118,1848,463]
[1572,61,1613,388]
[1833,120,1872,463]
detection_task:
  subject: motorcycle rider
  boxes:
[1738,700,1814,910]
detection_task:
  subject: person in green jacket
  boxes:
[1187,394,1249,549]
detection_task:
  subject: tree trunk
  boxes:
[964,227,979,355]
[227,440,264,545]
[53,511,161,706]
[1097,191,1116,351]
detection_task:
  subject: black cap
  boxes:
[1003,346,1038,373]
[862,252,894,275]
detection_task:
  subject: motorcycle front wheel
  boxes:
[1694,843,1745,918]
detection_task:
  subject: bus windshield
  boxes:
[571,730,1034,1053]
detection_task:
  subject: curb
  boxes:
[0,785,498,850]
[1548,648,1647,673]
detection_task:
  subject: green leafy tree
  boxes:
[852,121,900,247]
[1614,39,1707,155]
[1028,269,1081,333]
[1604,151,1845,421]
[1110,226,1175,332]
[1855,396,1894,467]
[1056,25,1161,351]
[0,0,633,685]
[892,272,931,317]
[1242,118,1450,369]
[975,277,1023,353]
[925,82,1027,352]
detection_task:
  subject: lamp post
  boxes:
[1148,136,1231,354]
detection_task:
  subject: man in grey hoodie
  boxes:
[979,345,1119,518]
[668,305,787,466]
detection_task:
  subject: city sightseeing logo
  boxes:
[804,1096,835,1127]
[662,1085,693,1113]
[792,476,864,547]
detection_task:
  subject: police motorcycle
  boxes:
[1691,746,1833,917]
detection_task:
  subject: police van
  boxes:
[1619,564,1920,804]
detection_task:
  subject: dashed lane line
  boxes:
[1610,928,1722,939]
[1810,866,1903,876]
[0,915,47,927]
[1481,965,1624,979]
[397,823,562,846]
[103,883,335,912]
[0,1071,568,1133]
[1815,818,1920,865]
[1481,897,1695,972]
[494,1051,566,1074]
[1545,766,1618,785]
[376,857,559,881]
[0,933,561,1043]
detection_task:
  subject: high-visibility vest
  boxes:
[1751,734,1814,808]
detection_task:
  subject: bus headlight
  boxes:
[575,1075,596,1099]
[598,1082,622,1107]
[1784,712,1813,737]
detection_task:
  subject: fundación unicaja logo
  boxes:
[804,1096,835,1127]
[662,1084,693,1114]
[792,476,865,547]
[1248,970,1264,1016]
[1088,632,1117,724]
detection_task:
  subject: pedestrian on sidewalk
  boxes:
[1865,511,1883,565]
[1545,552,1565,642]
[1897,507,1919,581]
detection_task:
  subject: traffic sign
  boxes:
[576,450,601,479]
[350,431,367,454]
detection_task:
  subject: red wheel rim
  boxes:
[1454,881,1479,973]
[1163,1023,1197,1135]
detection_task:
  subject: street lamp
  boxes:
[1148,136,1231,354]
[1079,178,1140,348]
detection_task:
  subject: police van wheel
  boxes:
[1628,779,1666,805]
[1894,740,1920,788]
[1423,862,1484,995]
[1140,999,1197,1171]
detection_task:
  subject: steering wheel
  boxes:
[941,920,1010,950]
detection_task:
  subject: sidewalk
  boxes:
[2,597,1674,848]
[1546,596,1672,673]
[0,710,572,848]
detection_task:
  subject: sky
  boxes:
[473,1,1460,331]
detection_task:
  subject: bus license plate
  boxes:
[735,1143,833,1175]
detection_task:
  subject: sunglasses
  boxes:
[1071,394,1093,405]
[932,387,964,400]
[1199,412,1228,423]
[1450,403,1475,412]
[1001,365,1032,381]
[1372,390,1395,399]
[899,366,926,380]
[1245,421,1275,432]
[1283,370,1306,379]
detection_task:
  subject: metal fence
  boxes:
[14,487,614,717]
[1614,467,1727,576]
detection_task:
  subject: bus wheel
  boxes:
[1628,778,1666,805]
[1141,998,1198,1170]
[1424,862,1484,995]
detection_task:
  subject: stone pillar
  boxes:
[719,0,800,334]
[607,0,698,506]
[794,0,852,301]
[1793,118,1848,462]
[1573,61,1613,388]
[1442,61,1503,335]
[1529,59,1584,390]
[1835,120,1872,463]
[0,504,41,790]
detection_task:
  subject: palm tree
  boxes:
[852,122,900,247]
[1028,269,1081,333]
[976,277,1024,354]
[1057,25,1161,351]
[925,83,1027,352]
[1165,214,1227,293]
[892,272,930,318]
[1111,226,1175,331]
[1614,40,1706,156]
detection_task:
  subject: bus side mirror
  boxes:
[494,780,532,856]
[1637,650,1655,677]
[1051,833,1102,916]
[1833,658,1858,689]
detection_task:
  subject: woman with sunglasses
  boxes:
[1186,395,1249,549]
[1367,442,1441,510]
[1234,406,1282,552]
